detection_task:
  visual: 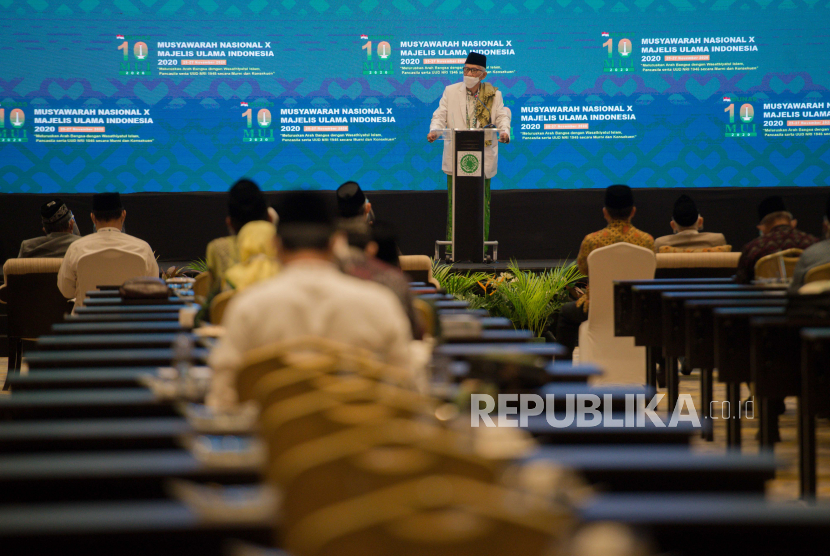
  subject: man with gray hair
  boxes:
[735,196,818,283]
[789,195,830,292]
[18,198,81,258]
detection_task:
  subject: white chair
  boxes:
[74,248,150,309]
[578,243,656,384]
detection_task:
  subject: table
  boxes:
[799,327,830,499]
[67,313,182,323]
[0,389,179,421]
[35,333,197,351]
[7,368,158,391]
[51,321,188,335]
[75,304,186,314]
[442,330,536,343]
[24,348,208,369]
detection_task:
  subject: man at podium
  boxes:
[427,52,511,243]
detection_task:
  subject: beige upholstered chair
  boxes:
[655,251,740,279]
[578,243,656,384]
[74,248,149,309]
[0,258,73,384]
[804,262,830,284]
[192,271,211,299]
[400,255,440,288]
[209,288,235,324]
[275,420,496,533]
[285,474,569,556]
[754,248,803,280]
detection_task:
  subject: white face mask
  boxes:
[463,75,480,89]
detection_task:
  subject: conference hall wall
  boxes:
[2,0,830,264]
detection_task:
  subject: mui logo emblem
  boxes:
[242,107,274,142]
[724,95,757,137]
[361,35,394,75]
[0,108,28,142]
[117,35,151,76]
[602,32,635,73]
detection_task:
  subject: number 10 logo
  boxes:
[361,38,393,75]
[602,36,634,73]
[118,40,151,76]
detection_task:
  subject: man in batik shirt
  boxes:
[555,184,654,358]
[735,195,818,284]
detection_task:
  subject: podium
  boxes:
[435,128,499,263]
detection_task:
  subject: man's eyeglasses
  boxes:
[463,67,484,75]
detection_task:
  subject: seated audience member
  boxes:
[222,220,280,292]
[735,195,819,284]
[337,213,422,339]
[336,180,374,223]
[653,194,727,251]
[789,195,830,292]
[207,191,413,410]
[57,192,158,300]
[206,179,270,290]
[18,198,81,258]
[555,184,654,358]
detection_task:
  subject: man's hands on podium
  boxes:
[427,130,440,143]
[498,133,509,144]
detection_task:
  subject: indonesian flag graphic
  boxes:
[601,32,609,37]
[723,96,731,102]
[360,34,368,40]
[116,34,125,40]
[240,102,248,107]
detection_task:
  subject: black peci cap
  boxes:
[757,196,787,222]
[276,191,335,227]
[605,184,634,210]
[336,181,366,218]
[41,198,72,226]
[465,52,486,68]
[92,192,122,212]
[672,194,699,227]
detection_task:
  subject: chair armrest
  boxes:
[0,283,7,304]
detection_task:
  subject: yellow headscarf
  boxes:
[223,220,279,291]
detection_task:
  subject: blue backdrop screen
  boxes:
[1,0,829,193]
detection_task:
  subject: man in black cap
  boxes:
[57,192,159,304]
[555,184,654,358]
[653,194,727,251]
[207,191,415,410]
[205,178,272,291]
[427,51,512,243]
[18,198,81,258]
[790,195,830,292]
[336,181,374,223]
[735,195,818,283]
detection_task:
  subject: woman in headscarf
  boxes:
[223,220,280,291]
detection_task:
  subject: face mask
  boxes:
[71,219,80,236]
[463,75,480,89]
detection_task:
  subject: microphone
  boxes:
[474,94,496,128]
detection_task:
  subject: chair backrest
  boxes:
[804,262,830,284]
[655,252,740,278]
[586,243,656,331]
[412,298,437,337]
[75,248,149,308]
[400,255,440,288]
[209,288,235,324]
[0,258,72,338]
[754,248,803,280]
[192,271,212,299]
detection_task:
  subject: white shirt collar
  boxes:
[97,227,122,233]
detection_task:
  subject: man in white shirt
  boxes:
[57,192,159,304]
[207,191,414,410]
[427,52,511,242]
[653,194,727,251]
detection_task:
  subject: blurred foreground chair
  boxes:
[578,243,656,384]
[412,298,437,337]
[400,255,440,288]
[74,248,149,309]
[209,289,235,324]
[754,248,803,280]
[285,474,569,556]
[804,261,830,284]
[0,258,72,385]
[274,419,495,532]
[258,378,434,464]
[192,270,211,300]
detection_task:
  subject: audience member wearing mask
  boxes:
[653,194,727,251]
[735,196,818,284]
[18,198,81,258]
[207,191,413,410]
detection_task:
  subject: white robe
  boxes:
[429,81,511,179]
